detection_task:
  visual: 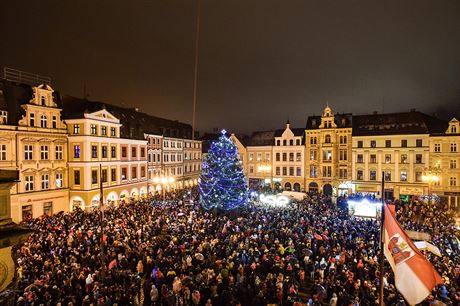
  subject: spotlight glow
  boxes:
[259,194,290,206]
[347,199,379,218]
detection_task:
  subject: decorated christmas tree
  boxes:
[199,130,249,210]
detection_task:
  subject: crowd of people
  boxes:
[6,188,460,305]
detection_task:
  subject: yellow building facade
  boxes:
[65,108,148,210]
[0,83,69,222]
[351,111,446,202]
[273,122,305,191]
[305,106,353,195]
[429,117,460,207]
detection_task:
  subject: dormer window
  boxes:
[52,116,57,129]
[41,96,45,105]
[0,110,7,124]
[452,126,457,133]
[41,115,47,128]
[30,113,35,126]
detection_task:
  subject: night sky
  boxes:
[1,0,460,134]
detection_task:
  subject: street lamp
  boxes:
[257,164,272,189]
[152,175,175,200]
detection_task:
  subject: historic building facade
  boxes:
[244,131,274,189]
[64,108,148,210]
[0,79,201,222]
[272,121,305,191]
[0,83,69,222]
[351,111,445,201]
[305,106,353,195]
[183,139,202,188]
[429,117,460,207]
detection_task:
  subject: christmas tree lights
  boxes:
[199,130,249,210]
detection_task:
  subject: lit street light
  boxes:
[152,175,175,200]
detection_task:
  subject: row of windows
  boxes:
[357,139,424,148]
[149,138,202,149]
[73,166,146,185]
[276,139,302,146]
[249,153,270,162]
[73,124,117,137]
[21,201,53,220]
[434,143,458,153]
[164,153,183,163]
[184,163,201,173]
[23,144,64,161]
[356,153,424,164]
[72,145,146,159]
[184,142,201,148]
[308,165,348,179]
[273,166,302,177]
[29,113,59,129]
[308,150,348,162]
[275,152,302,162]
[184,152,201,160]
[355,170,458,186]
[309,135,348,145]
[163,140,182,148]
[24,173,64,191]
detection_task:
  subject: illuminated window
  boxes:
[384,171,391,181]
[56,173,63,188]
[40,115,47,128]
[369,154,376,163]
[25,175,34,191]
[370,170,376,181]
[55,145,63,160]
[41,174,49,190]
[400,171,407,182]
[40,145,49,160]
[74,170,80,185]
[0,144,6,160]
[24,145,33,160]
[74,145,80,158]
[91,170,98,184]
[92,145,98,158]
[400,154,408,164]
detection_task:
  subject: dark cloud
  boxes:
[1,0,459,134]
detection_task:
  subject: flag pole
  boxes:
[379,171,385,305]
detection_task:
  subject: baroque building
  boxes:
[62,100,148,210]
[245,131,275,189]
[272,121,305,191]
[305,106,353,195]
[0,81,68,222]
[429,117,460,208]
[351,110,445,201]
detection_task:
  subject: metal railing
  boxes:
[3,67,51,86]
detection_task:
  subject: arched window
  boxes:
[40,115,47,128]
[325,135,331,143]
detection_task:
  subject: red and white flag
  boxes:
[383,204,443,305]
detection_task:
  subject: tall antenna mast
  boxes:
[191,0,201,140]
